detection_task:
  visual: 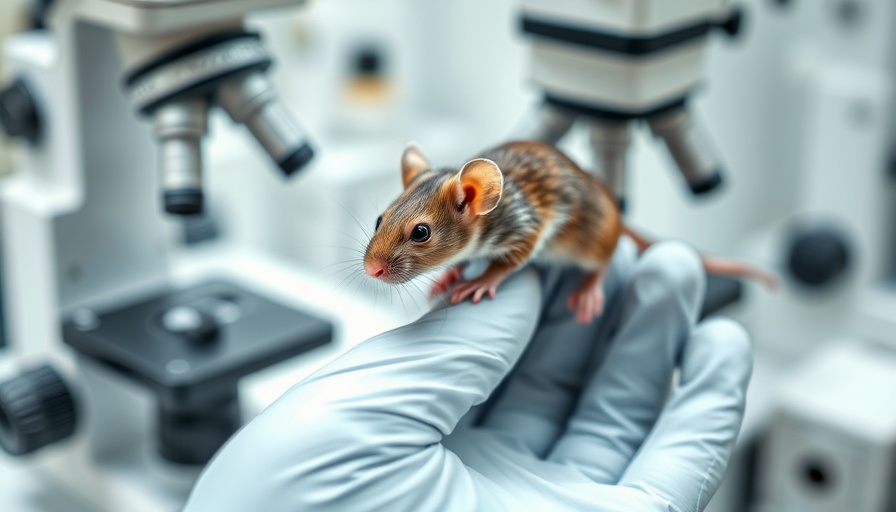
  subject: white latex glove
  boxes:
[185,240,752,512]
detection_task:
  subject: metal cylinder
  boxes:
[588,119,631,208]
[153,97,208,215]
[646,108,723,196]
[217,71,314,176]
[518,101,577,144]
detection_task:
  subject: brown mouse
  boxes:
[363,140,776,323]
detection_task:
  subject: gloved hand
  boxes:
[185,240,752,512]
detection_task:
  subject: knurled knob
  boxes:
[0,364,77,456]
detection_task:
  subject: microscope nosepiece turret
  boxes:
[122,31,315,215]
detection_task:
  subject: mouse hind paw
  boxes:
[567,270,606,324]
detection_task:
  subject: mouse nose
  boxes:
[364,260,386,278]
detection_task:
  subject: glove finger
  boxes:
[295,267,542,442]
[547,241,705,483]
[470,239,638,456]
[618,318,752,512]
[186,270,543,512]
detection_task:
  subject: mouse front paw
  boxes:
[449,269,509,305]
[429,266,464,299]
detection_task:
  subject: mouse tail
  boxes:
[621,223,779,290]
[620,223,653,253]
[700,255,780,290]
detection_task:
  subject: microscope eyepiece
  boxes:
[122,31,315,215]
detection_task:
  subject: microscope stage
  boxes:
[61,281,333,399]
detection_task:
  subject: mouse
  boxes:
[363,140,777,323]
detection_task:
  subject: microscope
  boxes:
[737,0,896,355]
[517,0,742,209]
[514,0,746,316]
[0,0,334,509]
[732,0,896,510]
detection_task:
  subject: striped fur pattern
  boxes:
[364,141,622,284]
[476,141,621,269]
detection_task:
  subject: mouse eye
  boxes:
[375,216,382,232]
[410,223,431,243]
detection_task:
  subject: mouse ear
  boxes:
[456,159,503,216]
[401,143,430,189]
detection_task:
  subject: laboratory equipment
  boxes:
[701,1,896,510]
[0,0,31,178]
[738,0,896,355]
[756,339,896,512]
[517,0,742,208]
[0,1,334,510]
[121,12,315,215]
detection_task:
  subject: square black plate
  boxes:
[62,281,333,400]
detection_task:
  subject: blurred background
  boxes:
[0,0,894,510]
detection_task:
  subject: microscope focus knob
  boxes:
[0,365,77,456]
[786,228,851,287]
[0,77,42,145]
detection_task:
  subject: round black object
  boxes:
[0,77,42,144]
[164,189,204,216]
[0,365,77,456]
[786,228,850,287]
[689,171,724,196]
[279,142,315,177]
[354,47,384,77]
[800,457,835,491]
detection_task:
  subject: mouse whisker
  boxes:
[319,265,363,282]
[349,272,367,304]
[333,229,371,250]
[395,281,412,318]
[315,257,363,275]
[347,271,370,300]
[291,243,365,254]
[406,280,432,307]
[333,265,364,292]
[402,283,428,314]
[333,198,375,241]
[371,279,383,312]
[314,257,363,273]
[320,189,375,239]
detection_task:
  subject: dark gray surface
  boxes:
[62,280,333,462]
[701,274,744,319]
[62,280,332,398]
